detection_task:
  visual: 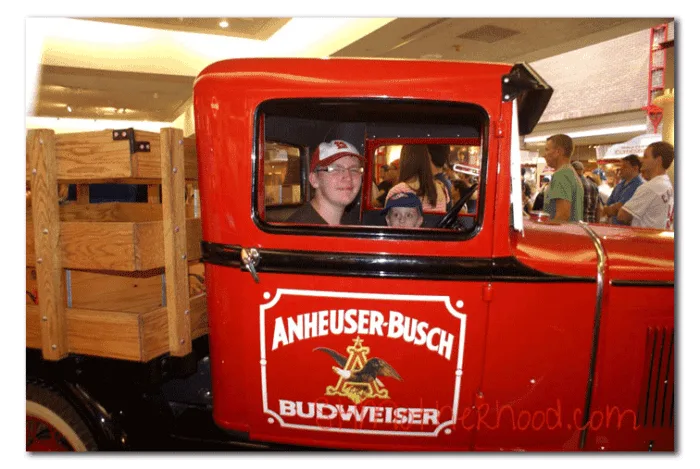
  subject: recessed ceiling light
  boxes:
[219,20,229,28]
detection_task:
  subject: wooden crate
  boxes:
[26,204,202,271]
[26,128,206,362]
[25,129,198,182]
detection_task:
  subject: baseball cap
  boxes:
[381,191,423,216]
[310,140,364,172]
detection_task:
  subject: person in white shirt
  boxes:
[613,141,674,230]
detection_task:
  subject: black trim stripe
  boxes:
[611,280,675,288]
[201,241,595,283]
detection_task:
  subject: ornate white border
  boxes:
[259,288,467,437]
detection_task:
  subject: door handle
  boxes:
[241,247,260,283]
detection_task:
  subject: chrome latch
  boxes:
[241,248,260,283]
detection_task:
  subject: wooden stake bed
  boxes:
[26,128,207,362]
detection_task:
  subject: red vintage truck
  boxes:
[26,58,674,452]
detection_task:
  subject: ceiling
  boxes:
[29,17,672,128]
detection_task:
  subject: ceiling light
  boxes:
[66,105,72,113]
[219,20,229,28]
[523,124,648,143]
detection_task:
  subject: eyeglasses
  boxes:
[316,164,364,176]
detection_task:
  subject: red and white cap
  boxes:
[310,140,364,172]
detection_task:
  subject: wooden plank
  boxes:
[26,303,144,361]
[66,308,143,361]
[60,222,139,271]
[141,293,208,361]
[26,267,38,305]
[183,136,199,180]
[58,202,163,222]
[27,296,208,362]
[28,129,68,360]
[189,293,209,340]
[55,130,133,180]
[69,270,164,313]
[26,304,42,349]
[27,218,202,270]
[147,185,160,204]
[132,130,162,179]
[160,128,191,356]
[76,184,90,204]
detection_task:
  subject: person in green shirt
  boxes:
[542,134,584,222]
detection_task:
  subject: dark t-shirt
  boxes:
[286,202,358,225]
[286,202,328,224]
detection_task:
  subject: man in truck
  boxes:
[286,139,364,225]
[542,134,584,222]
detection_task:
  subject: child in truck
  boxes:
[382,192,424,228]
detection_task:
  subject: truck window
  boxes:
[263,141,304,208]
[255,98,488,239]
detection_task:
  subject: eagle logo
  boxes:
[315,336,402,404]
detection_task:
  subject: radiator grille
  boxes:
[638,326,674,428]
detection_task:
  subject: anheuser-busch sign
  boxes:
[259,289,467,437]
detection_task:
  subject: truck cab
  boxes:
[193,58,674,451]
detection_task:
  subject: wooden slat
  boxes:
[27,294,208,362]
[147,185,160,204]
[27,218,202,270]
[69,270,164,313]
[160,128,191,356]
[55,130,134,180]
[132,130,162,178]
[26,304,42,349]
[28,129,68,360]
[183,137,199,180]
[76,184,90,204]
[58,202,164,222]
[66,308,143,361]
[189,293,209,339]
[141,293,208,361]
[60,222,138,271]
[26,267,38,304]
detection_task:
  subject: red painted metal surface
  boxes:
[194,58,674,451]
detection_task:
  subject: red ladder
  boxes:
[644,24,669,133]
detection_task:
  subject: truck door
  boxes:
[199,98,500,450]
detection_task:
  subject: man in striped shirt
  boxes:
[572,161,600,223]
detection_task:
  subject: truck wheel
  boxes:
[26,383,98,451]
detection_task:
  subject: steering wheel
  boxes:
[436,183,478,229]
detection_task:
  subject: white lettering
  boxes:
[422,408,439,425]
[344,309,358,335]
[287,315,303,344]
[316,403,338,420]
[329,309,344,335]
[271,317,288,351]
[338,404,370,422]
[270,308,457,360]
[277,400,443,428]
[357,309,370,335]
[370,310,384,336]
[387,311,403,339]
[318,310,329,337]
[304,312,317,341]
[438,331,454,361]
[427,328,441,353]
[279,399,295,416]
